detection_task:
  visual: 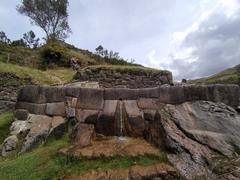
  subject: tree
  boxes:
[0,31,11,44]
[11,39,27,47]
[23,30,40,48]
[17,0,71,41]
[95,45,104,56]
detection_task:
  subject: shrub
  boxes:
[40,43,68,69]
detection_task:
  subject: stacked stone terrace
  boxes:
[15,85,239,137]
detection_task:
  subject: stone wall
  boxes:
[75,68,173,88]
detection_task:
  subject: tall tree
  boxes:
[17,0,71,41]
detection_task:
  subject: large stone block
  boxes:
[66,87,80,97]
[184,85,209,101]
[95,100,118,136]
[138,87,160,98]
[16,102,46,115]
[71,123,95,146]
[15,109,29,120]
[210,85,240,108]
[159,86,185,104]
[124,100,145,137]
[17,85,46,103]
[137,98,161,110]
[46,102,66,116]
[76,88,104,110]
[76,109,99,123]
[43,87,66,103]
[104,88,139,100]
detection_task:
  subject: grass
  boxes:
[0,61,75,85]
[81,65,170,75]
[0,112,14,144]
[188,65,240,85]
[0,135,167,180]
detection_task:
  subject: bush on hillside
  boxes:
[40,43,68,69]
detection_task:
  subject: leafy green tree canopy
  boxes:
[17,0,71,41]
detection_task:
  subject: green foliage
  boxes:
[0,61,75,85]
[0,112,14,144]
[40,43,68,68]
[0,134,167,180]
[188,65,239,85]
[17,0,71,41]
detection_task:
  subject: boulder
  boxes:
[16,102,46,115]
[49,116,66,138]
[76,88,104,110]
[46,102,66,116]
[15,109,29,120]
[65,87,80,97]
[71,123,95,147]
[96,100,118,136]
[21,115,52,152]
[10,120,30,135]
[2,135,18,157]
[17,85,45,103]
[166,101,240,157]
[124,100,145,137]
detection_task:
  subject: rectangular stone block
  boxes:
[137,98,161,110]
[17,86,46,103]
[16,102,46,115]
[138,87,160,98]
[76,109,99,123]
[46,102,66,116]
[159,86,185,104]
[104,88,139,100]
[77,88,104,110]
[66,87,80,97]
[43,87,66,103]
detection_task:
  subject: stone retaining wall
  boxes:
[75,69,173,88]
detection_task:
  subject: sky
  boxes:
[1,0,240,80]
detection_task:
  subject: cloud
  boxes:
[147,0,240,80]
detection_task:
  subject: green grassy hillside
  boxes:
[188,64,240,85]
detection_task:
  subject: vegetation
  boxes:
[0,61,75,85]
[0,112,14,144]
[188,64,240,85]
[17,0,71,41]
[0,135,167,180]
[80,65,170,75]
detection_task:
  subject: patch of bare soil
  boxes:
[64,163,179,180]
[60,137,161,158]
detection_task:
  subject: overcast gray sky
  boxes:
[1,0,240,80]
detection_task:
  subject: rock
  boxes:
[46,102,66,116]
[75,109,99,123]
[137,98,161,110]
[104,88,139,100]
[236,106,240,113]
[2,135,18,157]
[66,107,75,118]
[155,109,212,179]
[49,116,66,138]
[138,87,160,98]
[124,100,145,137]
[10,120,30,135]
[76,88,104,110]
[96,100,118,136]
[159,86,185,104]
[17,85,45,103]
[166,101,240,157]
[65,87,80,97]
[16,102,46,115]
[21,115,52,152]
[71,123,95,147]
[15,109,29,120]
[129,163,178,180]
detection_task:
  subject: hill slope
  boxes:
[188,64,240,85]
